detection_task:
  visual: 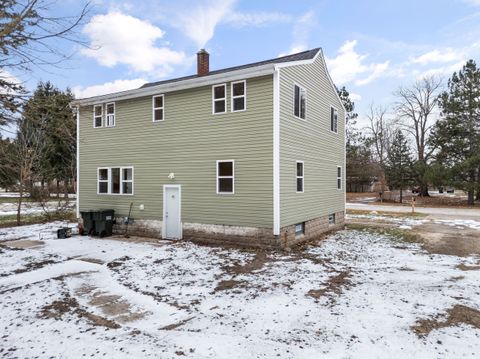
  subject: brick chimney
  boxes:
[197,49,209,76]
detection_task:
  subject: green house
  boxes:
[73,48,346,248]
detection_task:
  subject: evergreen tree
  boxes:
[385,130,413,203]
[433,60,480,205]
[21,82,76,196]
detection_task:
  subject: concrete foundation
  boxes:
[112,211,345,249]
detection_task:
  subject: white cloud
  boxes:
[73,78,146,99]
[415,61,466,79]
[0,70,23,95]
[279,10,316,56]
[355,61,390,86]
[81,12,186,77]
[349,93,362,102]
[224,11,291,27]
[410,48,464,65]
[174,0,236,48]
[326,40,390,86]
[461,0,480,5]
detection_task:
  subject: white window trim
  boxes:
[293,83,307,121]
[96,166,134,195]
[97,167,109,194]
[212,84,227,115]
[231,80,246,112]
[152,94,165,122]
[216,160,235,194]
[93,104,103,128]
[296,160,304,193]
[330,106,338,134]
[105,102,115,127]
[337,165,342,190]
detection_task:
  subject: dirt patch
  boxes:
[78,257,105,265]
[412,304,480,337]
[213,279,246,292]
[39,295,121,329]
[223,252,268,275]
[413,223,480,256]
[160,316,195,331]
[307,271,351,301]
[13,258,58,275]
[107,256,131,269]
[3,240,44,249]
[457,263,480,271]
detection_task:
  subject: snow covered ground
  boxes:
[0,201,75,216]
[1,222,480,358]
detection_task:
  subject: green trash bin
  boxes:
[80,211,95,235]
[94,209,115,237]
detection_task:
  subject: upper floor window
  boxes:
[93,105,103,128]
[213,84,226,114]
[337,166,342,190]
[231,80,246,112]
[296,161,304,193]
[97,167,133,195]
[294,84,306,119]
[106,103,115,127]
[153,95,164,122]
[331,106,338,133]
[217,160,234,194]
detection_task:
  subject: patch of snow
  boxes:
[434,219,480,230]
[0,223,479,357]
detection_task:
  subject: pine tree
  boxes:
[433,60,480,205]
[385,130,413,203]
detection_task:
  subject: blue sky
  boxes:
[13,0,480,126]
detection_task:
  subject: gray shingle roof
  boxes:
[140,48,320,89]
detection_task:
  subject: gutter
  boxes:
[71,64,276,106]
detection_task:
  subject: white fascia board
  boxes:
[76,106,80,218]
[72,64,275,106]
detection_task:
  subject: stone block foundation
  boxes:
[112,211,345,250]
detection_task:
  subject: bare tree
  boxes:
[394,76,442,196]
[366,104,395,198]
[0,0,90,126]
[0,117,49,224]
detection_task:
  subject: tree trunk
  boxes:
[467,190,475,205]
[420,185,429,197]
[400,188,403,203]
[64,178,69,199]
[17,181,23,226]
[56,179,60,198]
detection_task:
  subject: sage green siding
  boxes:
[79,75,274,228]
[279,56,345,227]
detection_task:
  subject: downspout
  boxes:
[76,106,80,219]
[273,66,280,237]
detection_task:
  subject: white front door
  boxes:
[163,185,182,239]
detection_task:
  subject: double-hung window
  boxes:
[98,168,109,193]
[153,95,164,122]
[106,103,115,127]
[296,161,304,193]
[337,166,342,190]
[231,80,246,112]
[217,160,234,194]
[93,105,103,128]
[97,167,134,195]
[331,106,338,133]
[294,84,306,119]
[213,84,226,114]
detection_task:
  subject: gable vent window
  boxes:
[217,160,234,194]
[93,105,103,128]
[213,84,226,114]
[153,95,164,122]
[231,80,246,112]
[294,84,306,119]
[106,103,115,127]
[331,106,338,133]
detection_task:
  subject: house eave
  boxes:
[71,64,276,106]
